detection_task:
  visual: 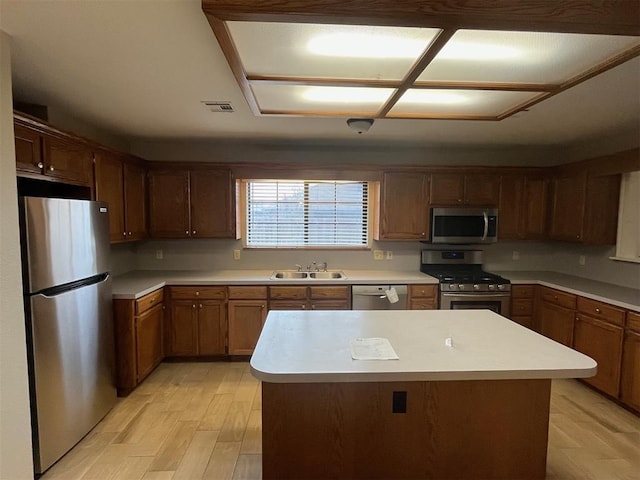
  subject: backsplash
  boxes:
[111,239,639,289]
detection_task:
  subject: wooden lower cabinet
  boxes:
[269,285,350,310]
[166,286,226,356]
[621,312,640,412]
[408,284,437,310]
[228,286,268,355]
[113,288,164,394]
[510,285,535,329]
[536,287,576,344]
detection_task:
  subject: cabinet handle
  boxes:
[595,308,601,313]
[311,304,316,310]
[123,232,127,237]
[192,230,196,235]
[185,230,189,235]
[554,295,558,300]
[199,304,203,309]
[192,304,196,309]
[302,304,306,309]
[195,291,200,296]
[36,162,44,169]
[48,165,54,172]
[128,232,132,236]
[457,199,463,203]
[261,304,265,309]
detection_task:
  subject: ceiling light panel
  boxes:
[417,30,640,84]
[251,85,394,115]
[227,22,441,81]
[389,89,542,117]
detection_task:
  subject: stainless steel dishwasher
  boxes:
[351,285,408,310]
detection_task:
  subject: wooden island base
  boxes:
[262,378,551,480]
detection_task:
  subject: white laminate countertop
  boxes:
[111,269,438,299]
[250,309,597,383]
[496,271,640,311]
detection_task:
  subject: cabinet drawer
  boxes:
[409,284,437,298]
[309,286,350,300]
[135,289,164,315]
[169,286,226,300]
[410,299,437,310]
[627,311,640,333]
[269,286,307,300]
[511,285,534,298]
[577,297,625,327]
[539,287,576,310]
[228,286,268,300]
[511,298,533,316]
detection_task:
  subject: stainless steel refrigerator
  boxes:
[19,196,116,474]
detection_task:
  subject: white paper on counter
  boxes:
[350,337,399,360]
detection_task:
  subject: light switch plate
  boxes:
[373,250,384,260]
[155,249,163,260]
[233,249,241,260]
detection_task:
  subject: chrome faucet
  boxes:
[295,264,303,272]
[320,261,328,271]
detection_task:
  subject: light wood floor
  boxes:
[41,362,640,480]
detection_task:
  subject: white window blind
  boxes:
[246,180,369,248]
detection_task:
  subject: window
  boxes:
[612,171,640,263]
[244,180,369,248]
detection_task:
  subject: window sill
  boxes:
[609,256,640,264]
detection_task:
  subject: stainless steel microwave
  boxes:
[430,207,498,244]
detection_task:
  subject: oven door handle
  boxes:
[482,211,489,240]
[441,292,510,300]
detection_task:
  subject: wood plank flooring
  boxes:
[41,362,639,480]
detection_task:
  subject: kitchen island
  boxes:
[251,310,596,480]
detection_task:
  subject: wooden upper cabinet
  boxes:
[431,173,499,206]
[523,176,549,240]
[378,172,429,240]
[94,151,126,242]
[498,175,525,240]
[190,169,236,238]
[123,161,148,241]
[148,167,236,239]
[550,172,587,242]
[42,134,93,186]
[550,171,620,244]
[148,170,190,238]
[14,123,43,175]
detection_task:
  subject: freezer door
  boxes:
[28,275,116,473]
[21,197,110,293]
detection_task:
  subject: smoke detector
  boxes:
[202,101,234,112]
[347,118,374,134]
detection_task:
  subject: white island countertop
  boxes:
[250,309,597,384]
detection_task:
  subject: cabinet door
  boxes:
[464,174,500,206]
[573,314,623,397]
[582,175,621,245]
[148,170,190,238]
[550,173,586,242]
[168,300,198,355]
[94,151,126,243]
[136,303,164,382]
[523,176,549,239]
[310,300,350,310]
[42,134,93,186]
[539,302,574,347]
[228,300,267,355]
[621,329,640,411]
[198,300,227,355]
[190,169,236,238]
[379,172,429,240]
[430,173,464,205]
[14,123,43,175]
[498,175,525,240]
[124,161,147,241]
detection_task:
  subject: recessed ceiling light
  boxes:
[302,86,393,103]
[307,32,426,59]
[400,90,466,104]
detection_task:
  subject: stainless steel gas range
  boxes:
[420,249,511,316]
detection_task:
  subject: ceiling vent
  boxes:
[202,101,234,112]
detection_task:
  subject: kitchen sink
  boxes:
[270,271,346,280]
[308,271,346,279]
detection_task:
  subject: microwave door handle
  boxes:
[482,211,489,240]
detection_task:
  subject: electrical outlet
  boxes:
[512,251,520,260]
[386,251,393,260]
[155,249,163,260]
[373,250,384,260]
[233,249,241,260]
[579,255,586,266]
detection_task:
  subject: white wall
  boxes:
[0,30,34,480]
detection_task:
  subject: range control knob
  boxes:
[449,284,457,291]
[488,284,496,291]
[473,284,480,291]
[497,284,506,291]
[458,284,465,291]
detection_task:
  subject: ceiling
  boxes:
[1,0,639,149]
